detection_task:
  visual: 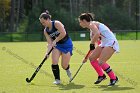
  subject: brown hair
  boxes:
[79,13,95,22]
[39,10,51,20]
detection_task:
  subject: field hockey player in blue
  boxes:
[39,10,73,85]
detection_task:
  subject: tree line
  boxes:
[0,0,140,32]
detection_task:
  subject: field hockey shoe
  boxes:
[66,69,72,80]
[53,79,61,85]
[94,74,107,84]
[108,76,119,86]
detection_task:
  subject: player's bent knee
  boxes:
[98,60,105,66]
[89,56,96,62]
[61,64,69,70]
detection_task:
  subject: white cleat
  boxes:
[66,69,72,80]
[53,79,61,85]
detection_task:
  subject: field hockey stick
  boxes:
[69,50,91,82]
[26,48,53,83]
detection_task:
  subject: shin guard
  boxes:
[51,64,60,80]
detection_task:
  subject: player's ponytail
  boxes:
[39,10,51,20]
[87,13,94,21]
[79,13,95,22]
[45,10,49,15]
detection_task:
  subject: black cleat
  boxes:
[94,74,107,84]
[108,76,119,86]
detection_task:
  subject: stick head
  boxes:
[26,78,31,83]
[69,78,73,83]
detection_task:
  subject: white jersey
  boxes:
[90,21,120,53]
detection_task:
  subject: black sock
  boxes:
[65,65,70,70]
[51,64,60,80]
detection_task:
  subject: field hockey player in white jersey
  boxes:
[78,13,119,86]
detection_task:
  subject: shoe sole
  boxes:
[108,79,119,86]
[94,77,107,84]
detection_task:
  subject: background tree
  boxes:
[9,0,15,32]
[0,0,10,32]
[0,0,140,32]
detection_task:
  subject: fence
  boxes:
[0,30,140,42]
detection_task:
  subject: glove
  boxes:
[90,44,95,50]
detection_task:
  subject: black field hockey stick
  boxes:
[69,50,91,82]
[26,48,53,83]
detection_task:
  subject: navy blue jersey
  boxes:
[45,21,69,44]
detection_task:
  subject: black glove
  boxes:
[90,44,95,50]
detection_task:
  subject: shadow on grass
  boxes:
[96,85,135,91]
[27,82,50,87]
[57,82,85,90]
[26,82,85,90]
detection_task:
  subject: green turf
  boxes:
[0,40,140,93]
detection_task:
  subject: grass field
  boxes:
[0,40,140,93]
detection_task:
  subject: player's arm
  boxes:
[53,21,66,43]
[44,29,52,44]
[90,24,100,44]
[44,29,53,56]
[89,24,100,51]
